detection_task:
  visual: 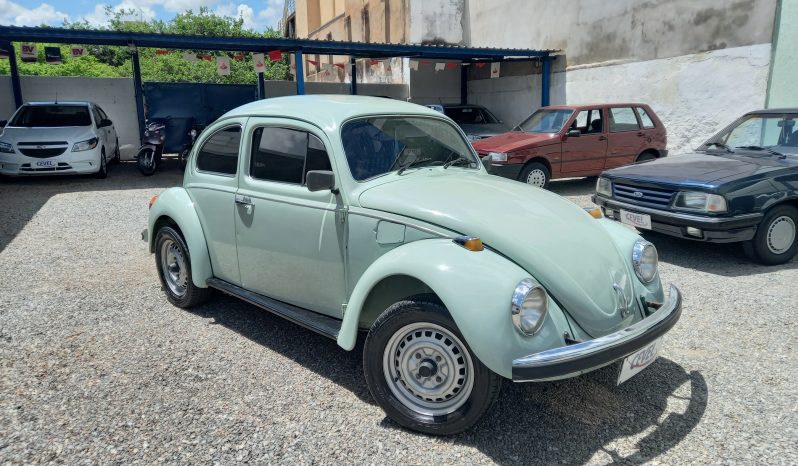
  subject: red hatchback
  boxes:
[472,104,667,188]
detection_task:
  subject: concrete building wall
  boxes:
[0,76,140,158]
[407,60,461,104]
[408,0,467,45]
[767,0,798,108]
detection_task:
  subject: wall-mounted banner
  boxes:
[490,62,500,78]
[216,56,231,75]
[253,53,266,73]
[21,43,36,62]
[267,50,282,61]
[70,47,86,58]
[45,47,62,64]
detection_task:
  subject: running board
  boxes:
[206,278,341,340]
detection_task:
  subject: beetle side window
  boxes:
[196,126,241,175]
[609,107,640,132]
[636,107,656,129]
[250,127,332,185]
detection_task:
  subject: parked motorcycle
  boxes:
[179,123,203,169]
[136,119,165,176]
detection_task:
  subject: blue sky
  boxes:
[0,0,284,31]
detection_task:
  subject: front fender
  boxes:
[148,187,213,288]
[338,239,573,379]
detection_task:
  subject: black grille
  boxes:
[613,183,675,208]
[19,147,67,158]
[17,141,68,146]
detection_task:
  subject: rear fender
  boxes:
[148,187,212,288]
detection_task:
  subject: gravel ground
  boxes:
[1,162,796,465]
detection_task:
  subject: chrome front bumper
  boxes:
[512,284,682,381]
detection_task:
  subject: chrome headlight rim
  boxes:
[511,278,548,336]
[671,191,728,213]
[632,239,658,283]
[596,176,613,197]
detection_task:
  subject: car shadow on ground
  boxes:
[187,295,707,465]
[0,161,182,253]
[548,177,597,197]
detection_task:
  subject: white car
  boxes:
[0,101,119,178]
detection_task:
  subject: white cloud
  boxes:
[0,0,70,26]
[213,1,282,31]
[79,2,157,27]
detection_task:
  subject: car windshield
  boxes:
[341,116,479,181]
[10,105,92,127]
[444,106,499,124]
[516,109,574,133]
[703,114,798,156]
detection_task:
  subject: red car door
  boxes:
[560,108,608,174]
[605,106,644,169]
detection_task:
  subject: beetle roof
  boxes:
[220,95,443,127]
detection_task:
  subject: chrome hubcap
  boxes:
[526,169,546,188]
[383,322,474,416]
[160,239,188,297]
[766,215,796,254]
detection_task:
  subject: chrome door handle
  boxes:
[235,194,253,205]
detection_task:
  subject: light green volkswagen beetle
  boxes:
[145,95,682,435]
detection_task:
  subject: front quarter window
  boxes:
[341,116,478,181]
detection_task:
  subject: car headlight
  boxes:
[511,279,548,335]
[72,137,99,152]
[672,191,727,213]
[632,239,658,283]
[488,151,507,162]
[0,141,14,154]
[596,177,612,197]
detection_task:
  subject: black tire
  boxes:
[636,151,658,163]
[154,226,212,308]
[743,205,798,265]
[363,295,502,435]
[519,162,550,189]
[112,138,121,163]
[94,150,108,179]
[137,148,157,176]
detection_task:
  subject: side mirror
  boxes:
[566,129,581,138]
[306,170,336,193]
[99,119,113,128]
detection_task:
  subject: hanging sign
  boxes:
[45,47,62,64]
[475,62,487,69]
[267,50,282,61]
[21,43,37,62]
[182,53,197,62]
[409,60,419,71]
[253,53,266,73]
[198,54,213,61]
[434,62,445,72]
[216,56,231,75]
[71,47,86,58]
[490,62,501,78]
[446,63,457,69]
[234,53,245,61]
[155,49,169,55]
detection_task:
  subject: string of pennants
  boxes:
[3,43,505,78]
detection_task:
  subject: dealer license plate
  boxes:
[35,160,56,167]
[617,337,663,385]
[620,209,651,230]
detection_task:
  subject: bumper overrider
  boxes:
[512,284,682,381]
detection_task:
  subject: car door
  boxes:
[185,121,244,285]
[560,108,608,174]
[605,106,644,169]
[91,105,109,153]
[235,118,346,318]
[96,105,117,153]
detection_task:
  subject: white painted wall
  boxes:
[409,0,466,45]
[767,0,798,107]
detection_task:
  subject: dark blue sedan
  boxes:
[593,108,798,265]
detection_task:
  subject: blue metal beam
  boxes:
[541,56,553,107]
[0,26,553,61]
[350,56,357,95]
[131,48,145,143]
[1,41,23,108]
[294,50,305,95]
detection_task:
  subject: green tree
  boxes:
[0,6,291,83]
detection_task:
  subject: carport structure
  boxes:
[0,25,556,141]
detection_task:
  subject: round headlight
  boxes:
[632,239,658,283]
[511,279,548,335]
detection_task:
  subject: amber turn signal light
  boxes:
[584,207,603,219]
[454,236,484,251]
[148,195,158,209]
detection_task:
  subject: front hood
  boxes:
[604,152,796,187]
[0,126,94,143]
[472,131,560,153]
[458,123,509,138]
[358,171,639,336]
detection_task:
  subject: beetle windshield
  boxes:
[10,105,92,127]
[702,114,798,157]
[341,116,479,181]
[516,108,573,133]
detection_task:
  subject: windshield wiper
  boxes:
[397,157,433,175]
[443,156,472,169]
[734,145,786,158]
[705,141,734,153]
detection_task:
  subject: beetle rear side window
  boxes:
[196,126,241,175]
[250,127,332,184]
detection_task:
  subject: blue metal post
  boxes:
[460,63,468,105]
[294,49,305,95]
[131,46,145,143]
[350,56,357,95]
[541,56,552,107]
[257,71,266,99]
[2,41,23,108]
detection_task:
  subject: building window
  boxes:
[362,8,370,43]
